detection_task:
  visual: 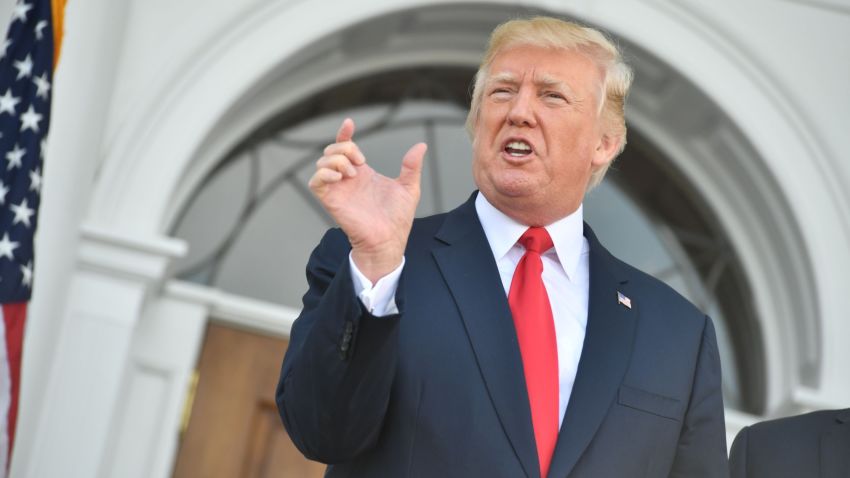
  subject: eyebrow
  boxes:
[486,71,575,95]
[486,72,519,86]
[536,73,570,92]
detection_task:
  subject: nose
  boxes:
[507,89,537,127]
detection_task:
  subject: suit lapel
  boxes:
[431,194,538,478]
[820,409,850,478]
[547,224,637,478]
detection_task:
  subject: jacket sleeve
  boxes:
[669,316,730,477]
[276,228,401,463]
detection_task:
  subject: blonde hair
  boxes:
[467,17,634,188]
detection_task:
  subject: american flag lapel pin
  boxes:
[617,291,632,309]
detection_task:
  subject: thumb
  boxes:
[397,143,427,189]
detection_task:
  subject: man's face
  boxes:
[472,45,617,225]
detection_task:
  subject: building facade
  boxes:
[9,0,850,476]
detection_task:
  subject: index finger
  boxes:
[336,118,355,143]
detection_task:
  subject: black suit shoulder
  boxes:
[730,408,850,478]
[591,232,711,346]
[612,251,705,319]
[744,408,848,438]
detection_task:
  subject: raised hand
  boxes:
[309,118,427,283]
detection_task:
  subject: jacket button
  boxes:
[339,321,355,359]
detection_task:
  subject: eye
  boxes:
[543,91,567,101]
[489,87,513,100]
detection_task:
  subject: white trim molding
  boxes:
[27,227,187,477]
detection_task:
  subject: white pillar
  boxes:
[100,292,207,478]
[25,226,185,478]
[13,0,131,475]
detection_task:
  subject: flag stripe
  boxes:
[50,0,64,67]
[0,309,9,474]
[1,304,25,463]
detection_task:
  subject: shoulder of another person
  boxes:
[748,409,847,439]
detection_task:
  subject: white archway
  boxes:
[93,0,849,408]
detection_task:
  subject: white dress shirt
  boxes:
[349,193,590,429]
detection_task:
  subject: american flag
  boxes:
[0,0,63,474]
[617,291,631,309]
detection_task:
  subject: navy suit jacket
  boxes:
[729,409,850,478]
[277,193,728,477]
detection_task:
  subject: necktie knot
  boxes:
[519,227,554,255]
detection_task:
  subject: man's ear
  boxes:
[592,132,621,169]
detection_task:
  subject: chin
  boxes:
[495,186,533,198]
[489,172,539,197]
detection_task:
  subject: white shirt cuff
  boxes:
[349,253,404,316]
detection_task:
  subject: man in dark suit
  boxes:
[729,409,850,478]
[277,17,728,477]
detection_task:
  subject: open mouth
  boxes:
[504,140,533,157]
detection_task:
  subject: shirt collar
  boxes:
[475,192,586,281]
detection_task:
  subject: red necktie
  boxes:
[508,227,558,478]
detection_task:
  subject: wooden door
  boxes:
[172,323,326,478]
